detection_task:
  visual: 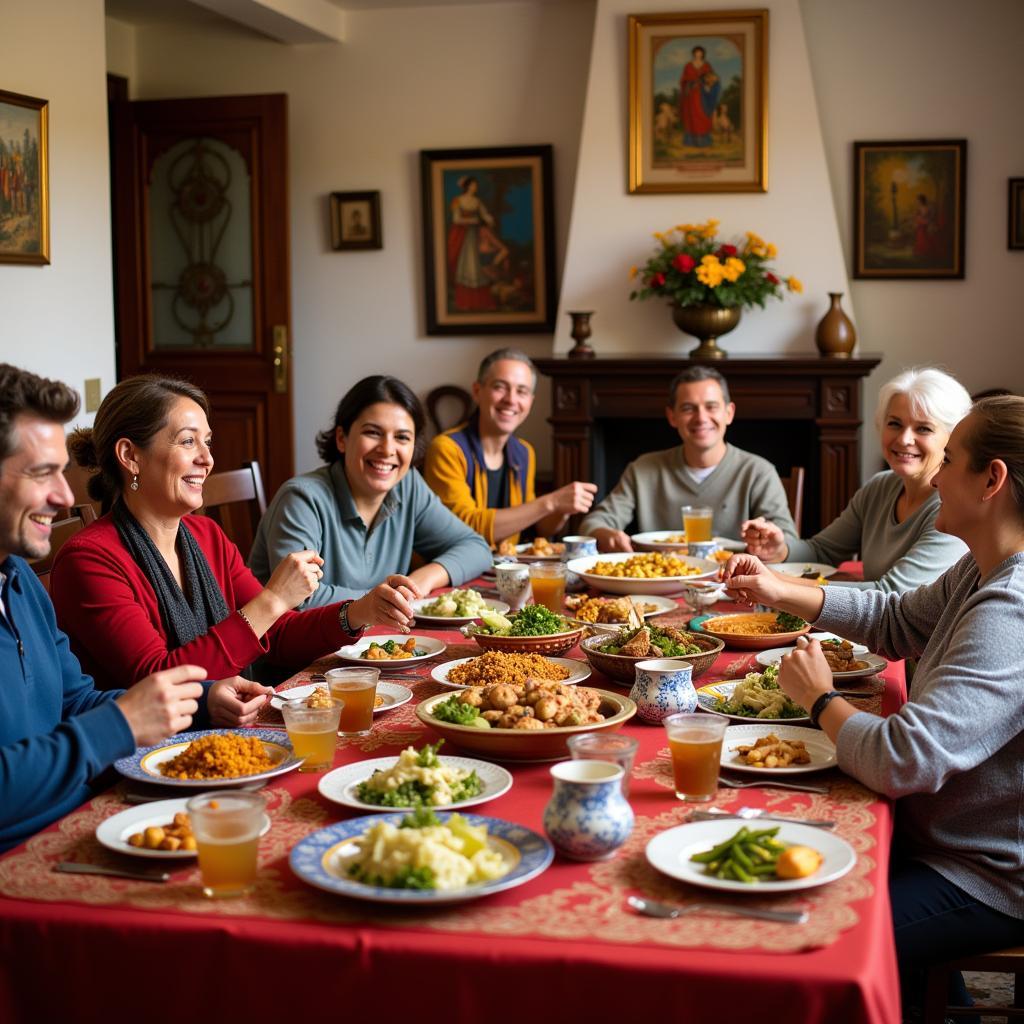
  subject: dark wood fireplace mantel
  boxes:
[535,353,882,535]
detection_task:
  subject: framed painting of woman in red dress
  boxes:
[628,11,767,194]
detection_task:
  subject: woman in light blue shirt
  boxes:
[249,377,491,631]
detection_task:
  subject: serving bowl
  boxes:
[566,552,719,596]
[695,611,811,651]
[416,689,636,762]
[579,631,724,686]
[462,625,584,657]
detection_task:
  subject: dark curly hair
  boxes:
[0,363,80,464]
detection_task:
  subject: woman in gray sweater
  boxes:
[742,367,972,592]
[723,394,1024,1020]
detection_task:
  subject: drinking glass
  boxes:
[280,700,342,772]
[494,562,532,612]
[187,791,266,898]
[663,713,727,802]
[326,667,380,736]
[680,505,714,544]
[528,562,566,613]
[566,733,640,797]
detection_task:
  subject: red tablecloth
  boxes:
[0,595,903,1024]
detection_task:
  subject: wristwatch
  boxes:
[810,690,843,728]
[337,599,366,637]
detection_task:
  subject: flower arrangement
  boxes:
[629,219,802,309]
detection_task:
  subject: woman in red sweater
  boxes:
[51,375,354,690]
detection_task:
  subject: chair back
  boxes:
[925,945,1024,1022]
[425,385,473,437]
[30,504,98,594]
[780,466,806,535]
[196,461,268,560]
[64,462,103,520]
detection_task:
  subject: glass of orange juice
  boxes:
[528,562,566,613]
[325,667,380,736]
[663,713,727,802]
[280,700,342,772]
[186,791,266,898]
[681,505,714,544]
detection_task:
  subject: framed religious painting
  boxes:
[0,88,49,264]
[853,140,967,279]
[420,145,556,335]
[330,190,382,251]
[1009,178,1024,251]
[628,10,767,194]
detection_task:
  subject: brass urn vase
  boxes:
[671,304,742,360]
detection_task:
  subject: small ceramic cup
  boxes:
[562,535,598,559]
[494,562,532,612]
[543,760,634,861]
[687,540,720,561]
[630,658,697,724]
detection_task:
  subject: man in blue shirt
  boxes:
[0,364,262,853]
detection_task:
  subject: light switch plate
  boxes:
[84,378,102,413]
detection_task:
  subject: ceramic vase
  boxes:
[630,658,697,724]
[671,304,742,360]
[567,310,596,359]
[543,760,634,861]
[815,292,857,358]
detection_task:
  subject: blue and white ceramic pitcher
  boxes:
[630,658,697,724]
[543,760,634,861]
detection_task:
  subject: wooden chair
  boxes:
[780,466,806,534]
[30,503,97,594]
[195,460,268,560]
[925,945,1024,1022]
[63,462,102,520]
[425,385,473,436]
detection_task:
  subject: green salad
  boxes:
[355,741,484,807]
[419,589,489,618]
[599,624,701,657]
[715,664,807,719]
[431,695,491,729]
[475,604,569,637]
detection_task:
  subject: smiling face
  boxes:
[473,358,535,440]
[120,397,213,518]
[337,401,415,506]
[666,379,735,464]
[880,392,948,487]
[0,415,75,562]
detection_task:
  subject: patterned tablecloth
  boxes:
[0,598,904,1024]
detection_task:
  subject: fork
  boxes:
[628,895,807,925]
[718,773,830,795]
[690,807,836,829]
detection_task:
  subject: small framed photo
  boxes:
[330,190,381,251]
[420,145,556,335]
[627,10,768,194]
[0,88,50,265]
[853,140,967,279]
[1009,178,1024,251]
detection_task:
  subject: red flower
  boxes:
[765,272,779,285]
[717,244,738,258]
[650,272,666,289]
[671,253,696,273]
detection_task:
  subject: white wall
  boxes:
[123,0,596,474]
[0,0,116,431]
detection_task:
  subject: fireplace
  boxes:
[535,353,882,536]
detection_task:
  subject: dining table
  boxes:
[0,572,904,1024]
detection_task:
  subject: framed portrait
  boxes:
[1009,178,1024,251]
[330,190,382,251]
[420,145,556,335]
[0,88,49,264]
[853,140,967,279]
[628,10,767,194]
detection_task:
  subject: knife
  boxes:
[55,861,171,883]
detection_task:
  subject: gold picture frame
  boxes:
[0,88,49,264]
[628,10,768,194]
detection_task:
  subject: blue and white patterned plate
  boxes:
[696,680,810,724]
[289,812,553,905]
[113,728,302,788]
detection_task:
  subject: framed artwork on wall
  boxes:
[1009,178,1024,251]
[419,145,556,335]
[853,140,967,279]
[330,190,382,250]
[0,88,49,265]
[627,10,768,194]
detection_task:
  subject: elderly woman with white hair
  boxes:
[742,367,972,592]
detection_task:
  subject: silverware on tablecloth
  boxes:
[121,779,269,804]
[833,689,874,699]
[718,773,829,795]
[690,807,836,829]
[627,895,808,925]
[55,862,171,883]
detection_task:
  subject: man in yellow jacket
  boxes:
[424,349,596,549]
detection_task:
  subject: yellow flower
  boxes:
[629,265,639,279]
[696,261,725,287]
[722,257,746,282]
[701,219,719,239]
[686,233,701,245]
[675,223,695,233]
[787,276,803,293]
[765,243,778,259]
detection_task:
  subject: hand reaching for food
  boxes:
[349,574,422,632]
[593,528,633,553]
[739,517,788,561]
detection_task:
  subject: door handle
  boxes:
[272,325,289,394]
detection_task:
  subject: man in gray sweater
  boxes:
[580,366,797,552]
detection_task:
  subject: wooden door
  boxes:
[112,94,293,504]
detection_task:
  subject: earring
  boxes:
[130,474,139,492]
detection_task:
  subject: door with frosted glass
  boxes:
[113,94,293,512]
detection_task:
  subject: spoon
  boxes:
[690,807,836,829]
[628,895,807,925]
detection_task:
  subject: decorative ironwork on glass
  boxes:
[150,137,254,349]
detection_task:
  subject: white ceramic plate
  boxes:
[411,595,510,626]
[95,798,271,859]
[336,634,446,665]
[630,532,746,554]
[290,813,553,905]
[317,755,513,812]
[563,593,678,629]
[512,542,564,562]
[645,819,856,894]
[696,680,810,724]
[430,655,591,690]
[754,646,884,681]
[774,562,839,579]
[566,553,719,596]
[721,723,837,775]
[714,537,746,553]
[270,681,413,715]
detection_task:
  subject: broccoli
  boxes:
[431,696,484,726]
